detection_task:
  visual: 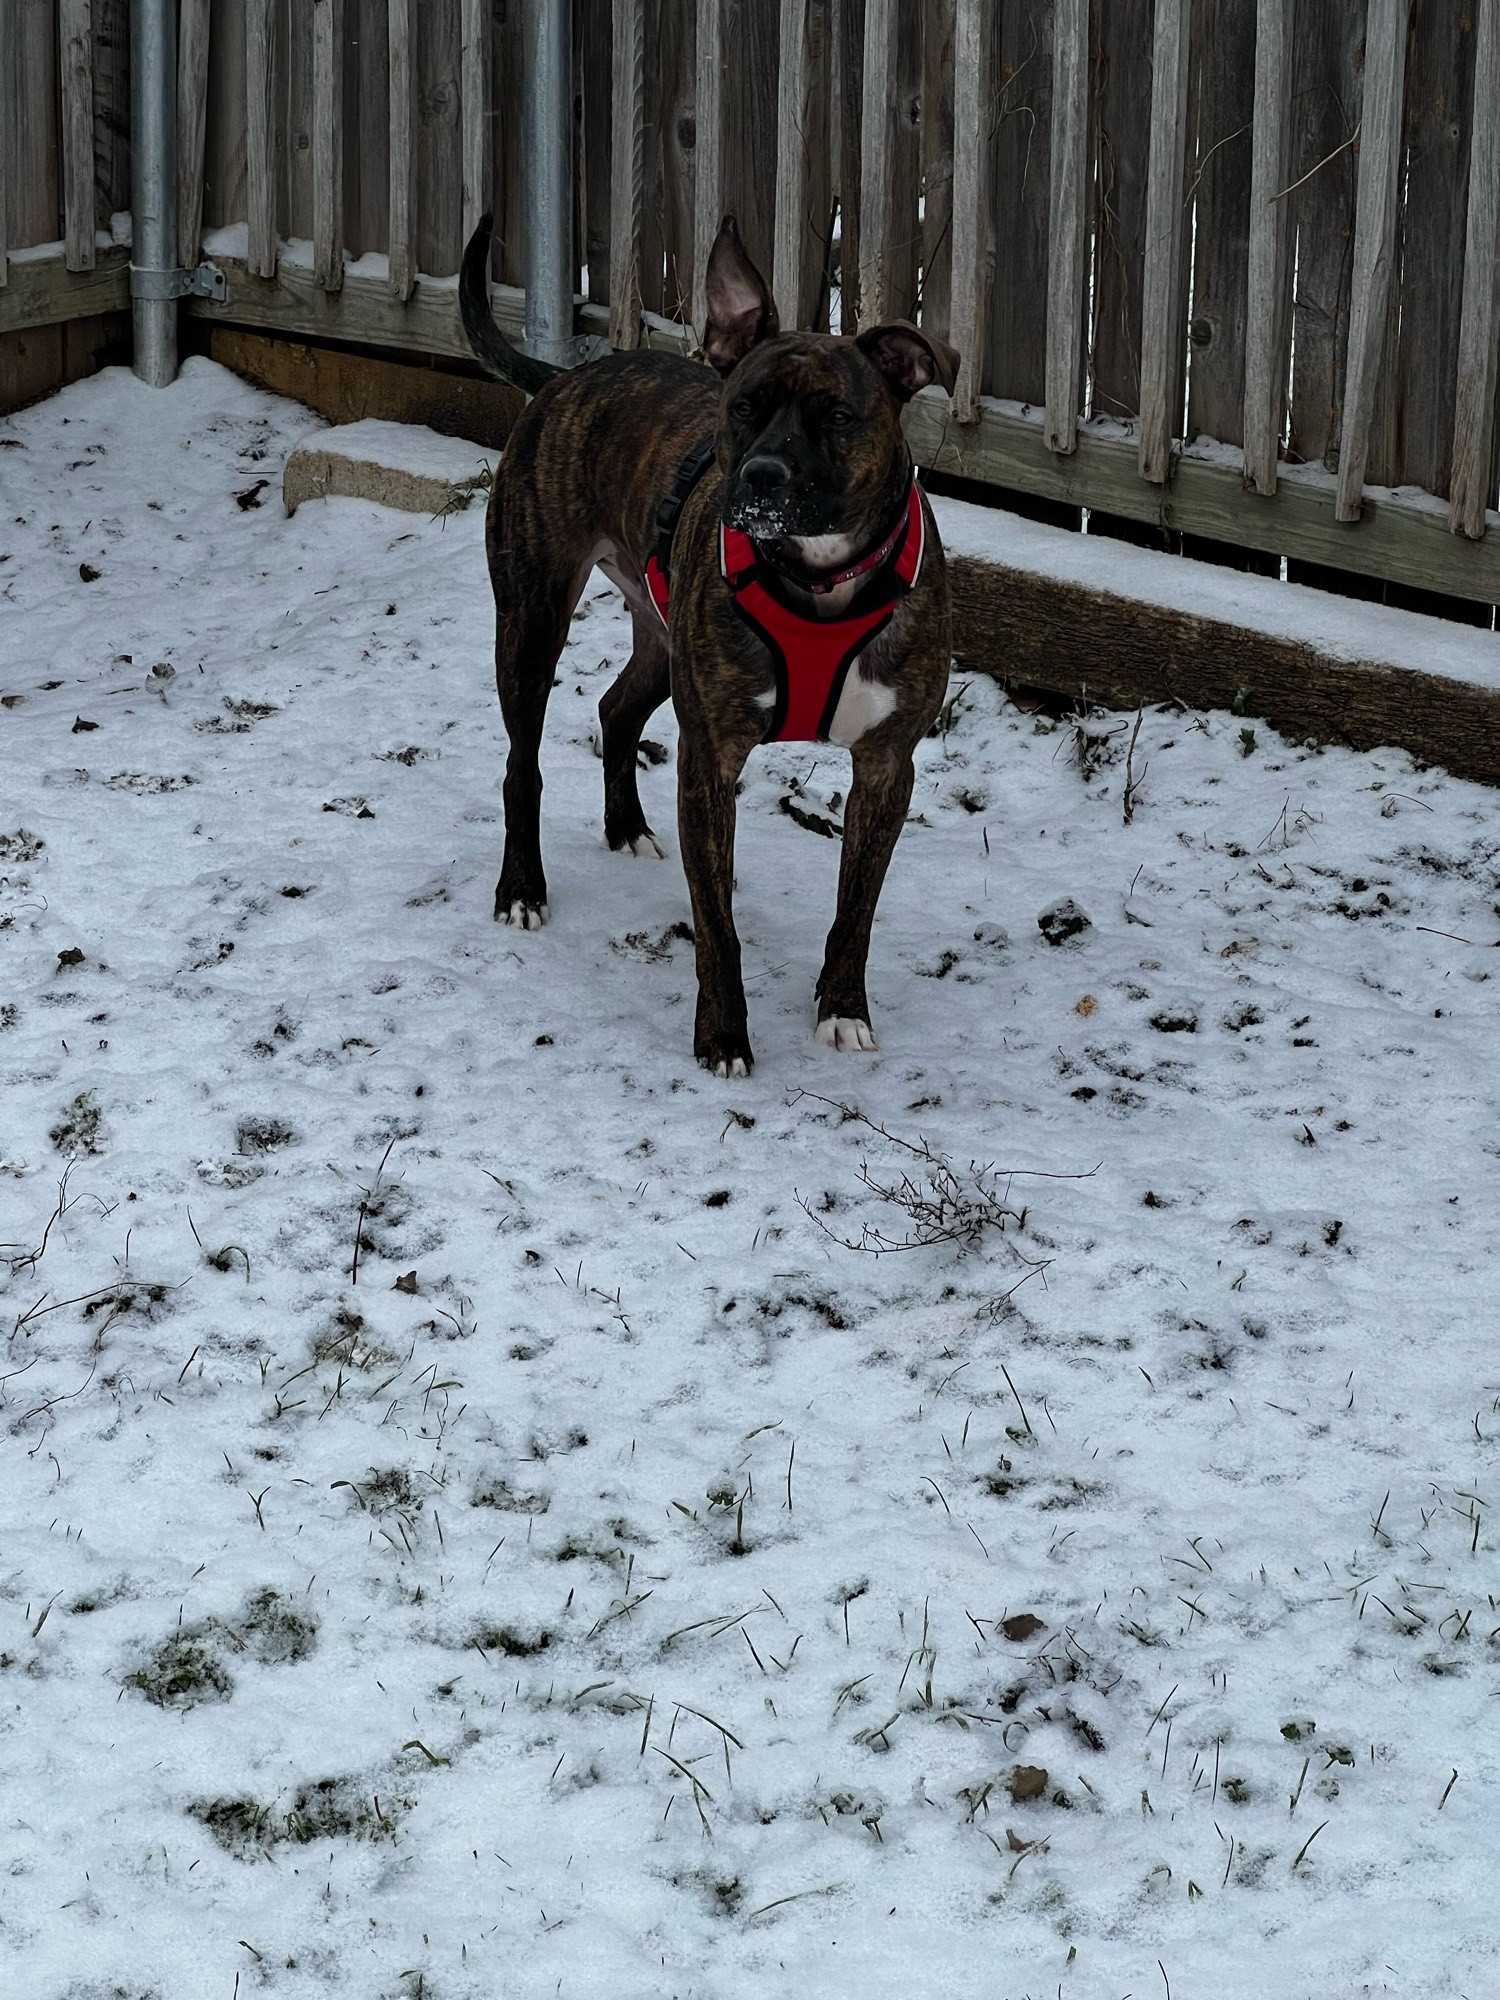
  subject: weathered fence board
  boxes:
[1335,0,1408,521]
[986,0,1054,405]
[856,0,896,322]
[920,0,955,338]
[92,0,131,232]
[387,0,416,296]
[178,0,212,267]
[416,0,460,280]
[1285,0,1363,473]
[584,0,614,305]
[947,0,985,421]
[1088,0,1152,422]
[1184,0,1255,450]
[1371,0,1476,497]
[245,0,275,274]
[461,0,490,254]
[494,0,527,287]
[1450,0,1500,538]
[610,0,646,345]
[311,0,344,289]
[59,0,95,271]
[1044,0,1088,455]
[1242,0,1292,494]
[1138,0,1191,482]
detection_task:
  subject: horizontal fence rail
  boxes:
[6,0,1500,606]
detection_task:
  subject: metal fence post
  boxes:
[524,0,577,366]
[130,0,178,385]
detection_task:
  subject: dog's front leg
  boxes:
[677,735,754,1077]
[815,742,916,1051]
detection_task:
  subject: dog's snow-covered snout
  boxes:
[722,405,839,539]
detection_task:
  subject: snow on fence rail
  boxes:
[6,0,1500,600]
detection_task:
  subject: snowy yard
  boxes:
[3,361,1499,2000]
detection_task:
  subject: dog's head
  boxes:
[702,218,959,555]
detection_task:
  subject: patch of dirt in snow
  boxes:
[0,363,1497,2000]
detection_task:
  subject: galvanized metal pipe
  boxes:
[522,0,576,366]
[130,0,178,386]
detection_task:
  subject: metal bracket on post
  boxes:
[129,261,229,302]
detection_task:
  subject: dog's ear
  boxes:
[703,216,780,376]
[856,321,960,402]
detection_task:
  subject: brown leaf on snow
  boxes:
[1000,1612,1046,1642]
[393,1271,419,1295]
[1008,1765,1049,1803]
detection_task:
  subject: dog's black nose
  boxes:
[740,454,793,494]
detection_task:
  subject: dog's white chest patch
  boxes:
[826,668,897,747]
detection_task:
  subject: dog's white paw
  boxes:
[628,832,667,860]
[816,1016,879,1053]
[710,1056,749,1079]
[500,900,549,931]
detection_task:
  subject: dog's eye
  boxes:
[730,397,755,423]
[825,406,855,428]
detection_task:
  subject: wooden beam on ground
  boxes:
[1137,0,1191,483]
[1450,0,1500,540]
[1335,0,1408,521]
[903,389,1500,605]
[773,0,809,324]
[1242,0,1292,495]
[312,0,344,293]
[610,0,645,347]
[177,0,212,271]
[461,0,492,256]
[0,244,130,332]
[1043,0,1088,455]
[947,0,985,424]
[857,0,897,325]
[947,553,1500,790]
[387,0,417,300]
[58,0,95,273]
[245,0,276,278]
[691,0,723,343]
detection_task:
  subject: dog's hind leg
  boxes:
[493,584,573,929]
[599,608,672,857]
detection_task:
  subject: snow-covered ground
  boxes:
[2,362,1498,2000]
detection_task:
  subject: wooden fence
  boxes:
[6,0,1500,610]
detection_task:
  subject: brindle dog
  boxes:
[458,212,958,1076]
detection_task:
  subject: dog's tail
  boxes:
[459,214,566,397]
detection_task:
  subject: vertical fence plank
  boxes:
[920,0,955,338]
[91,0,131,233]
[985,2,1054,406]
[611,0,646,344]
[178,0,211,268]
[1044,0,1088,453]
[654,0,696,319]
[284,0,316,246]
[583,0,614,304]
[690,0,721,333]
[1284,0,1362,472]
[313,0,344,288]
[1371,0,1476,497]
[948,0,985,420]
[1138,0,1192,482]
[723,0,778,283]
[387,0,416,295]
[59,0,95,271]
[1089,0,1153,420]
[1242,0,1291,492]
[1184,0,1254,449]
[348,0,388,257]
[857,0,895,322]
[1450,0,1500,536]
[492,0,525,285]
[416,0,460,276]
[800,0,832,327]
[461,0,491,253]
[1334,0,1408,520]
[834,0,863,329]
[884,0,920,317]
[0,0,9,284]
[14,0,60,250]
[773,0,809,321]
[246,0,276,273]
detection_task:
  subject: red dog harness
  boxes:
[645,445,925,744]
